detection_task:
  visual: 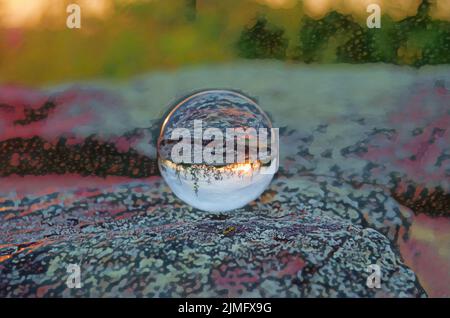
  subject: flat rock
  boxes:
[1,62,449,297]
[0,182,425,297]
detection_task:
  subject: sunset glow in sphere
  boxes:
[157,90,277,212]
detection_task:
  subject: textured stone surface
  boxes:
[1,62,449,297]
[0,181,425,297]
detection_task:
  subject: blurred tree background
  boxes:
[293,0,450,66]
[0,0,448,85]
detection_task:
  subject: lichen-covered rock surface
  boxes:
[1,62,448,297]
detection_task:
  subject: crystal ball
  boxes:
[157,89,277,212]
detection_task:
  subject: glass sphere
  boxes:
[157,89,277,212]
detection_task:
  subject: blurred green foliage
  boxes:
[0,0,448,85]
[236,17,288,59]
[294,0,450,65]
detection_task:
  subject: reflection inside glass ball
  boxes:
[157,89,277,212]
